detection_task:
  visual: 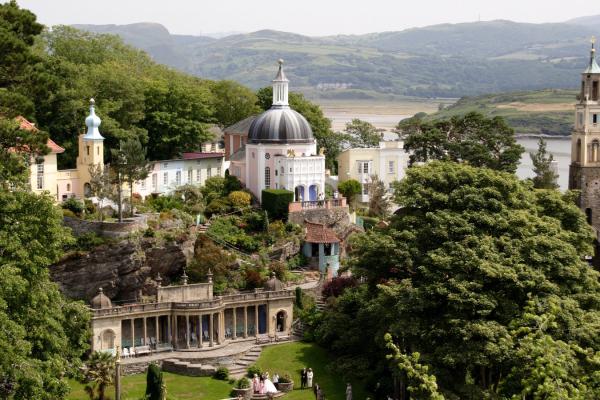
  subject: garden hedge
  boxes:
[261,189,294,220]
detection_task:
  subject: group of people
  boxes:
[252,372,279,395]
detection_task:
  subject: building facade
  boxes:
[90,274,294,354]
[569,39,600,231]
[229,60,326,203]
[337,141,410,202]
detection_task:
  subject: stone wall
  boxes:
[63,214,152,238]
[569,164,600,233]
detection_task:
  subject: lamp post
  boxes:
[115,346,121,400]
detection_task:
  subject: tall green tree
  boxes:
[367,175,390,218]
[397,112,524,173]
[530,138,559,189]
[88,164,113,221]
[338,179,362,207]
[319,162,600,398]
[344,119,381,148]
[212,80,260,127]
[119,137,150,216]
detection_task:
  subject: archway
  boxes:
[83,182,92,197]
[101,329,116,350]
[308,184,318,201]
[276,310,287,332]
[295,185,305,202]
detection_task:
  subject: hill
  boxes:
[72,18,600,98]
[424,89,577,136]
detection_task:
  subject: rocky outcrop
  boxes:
[50,235,194,303]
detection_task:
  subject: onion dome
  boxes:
[91,287,112,309]
[83,98,104,140]
[247,60,314,144]
[263,272,284,291]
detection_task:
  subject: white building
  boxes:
[229,60,325,202]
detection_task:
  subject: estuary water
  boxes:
[516,137,571,191]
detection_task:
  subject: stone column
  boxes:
[232,307,237,340]
[209,313,214,347]
[254,305,259,338]
[185,314,190,349]
[143,317,147,346]
[155,315,159,345]
[244,306,248,338]
[167,315,172,347]
[199,314,203,348]
[130,319,135,349]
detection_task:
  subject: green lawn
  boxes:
[254,342,366,400]
[67,342,365,400]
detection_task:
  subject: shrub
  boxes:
[224,174,243,194]
[143,227,155,238]
[245,269,264,290]
[237,377,251,389]
[228,190,251,208]
[361,216,379,230]
[205,198,231,217]
[247,365,262,378]
[84,199,96,215]
[338,179,362,204]
[62,197,84,216]
[295,286,303,309]
[323,276,358,298]
[214,367,229,380]
[269,260,287,281]
[62,209,77,218]
[244,211,267,232]
[145,363,165,400]
[267,220,286,239]
[147,195,183,212]
[278,374,292,383]
[261,189,294,220]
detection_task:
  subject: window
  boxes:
[578,112,584,127]
[281,166,284,175]
[207,168,212,178]
[163,163,168,168]
[577,139,582,163]
[152,173,157,189]
[163,172,168,185]
[388,160,395,174]
[362,183,368,195]
[196,169,201,182]
[140,179,146,190]
[358,162,362,174]
[217,166,221,176]
[363,162,369,174]
[175,170,181,185]
[66,183,71,192]
[187,169,192,183]
[97,146,100,155]
[36,161,44,189]
[593,81,599,101]
[86,146,90,156]
[264,167,271,189]
[358,161,369,174]
[593,114,598,124]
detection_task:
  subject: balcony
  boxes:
[288,197,347,212]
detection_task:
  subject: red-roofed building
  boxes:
[302,221,341,277]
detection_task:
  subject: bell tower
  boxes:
[76,98,105,197]
[569,37,600,229]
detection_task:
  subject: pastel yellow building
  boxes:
[337,141,409,202]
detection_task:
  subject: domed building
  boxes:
[229,60,326,202]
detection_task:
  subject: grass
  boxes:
[254,342,366,400]
[67,342,365,400]
[67,373,232,400]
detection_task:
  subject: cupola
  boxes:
[83,98,104,140]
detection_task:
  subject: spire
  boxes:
[585,36,600,74]
[83,98,104,140]
[272,59,289,107]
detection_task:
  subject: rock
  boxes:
[50,235,194,303]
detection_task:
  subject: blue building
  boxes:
[302,221,341,277]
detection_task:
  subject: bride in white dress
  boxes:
[263,377,278,394]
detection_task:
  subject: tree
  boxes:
[344,119,381,148]
[145,363,165,400]
[82,351,115,400]
[397,112,524,173]
[367,175,390,218]
[228,190,251,208]
[119,137,151,216]
[338,179,362,206]
[0,189,90,399]
[530,138,559,189]
[212,80,260,127]
[88,164,113,221]
[320,162,600,398]
[0,117,49,189]
[110,147,126,222]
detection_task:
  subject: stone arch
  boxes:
[83,182,92,197]
[295,185,305,202]
[276,310,287,332]
[308,184,318,201]
[100,329,116,350]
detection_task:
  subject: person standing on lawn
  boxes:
[301,367,308,389]
[307,368,314,388]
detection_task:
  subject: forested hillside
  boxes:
[75,18,600,98]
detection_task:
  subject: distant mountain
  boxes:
[72,18,600,98]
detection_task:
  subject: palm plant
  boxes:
[83,351,115,400]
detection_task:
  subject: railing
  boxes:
[288,197,347,212]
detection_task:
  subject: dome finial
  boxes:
[272,59,289,106]
[586,37,600,74]
[83,97,104,140]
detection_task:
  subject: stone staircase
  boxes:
[315,297,326,312]
[291,318,305,339]
[229,346,263,378]
[162,359,216,377]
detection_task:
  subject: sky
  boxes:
[14,0,600,37]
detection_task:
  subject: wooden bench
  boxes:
[134,345,151,357]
